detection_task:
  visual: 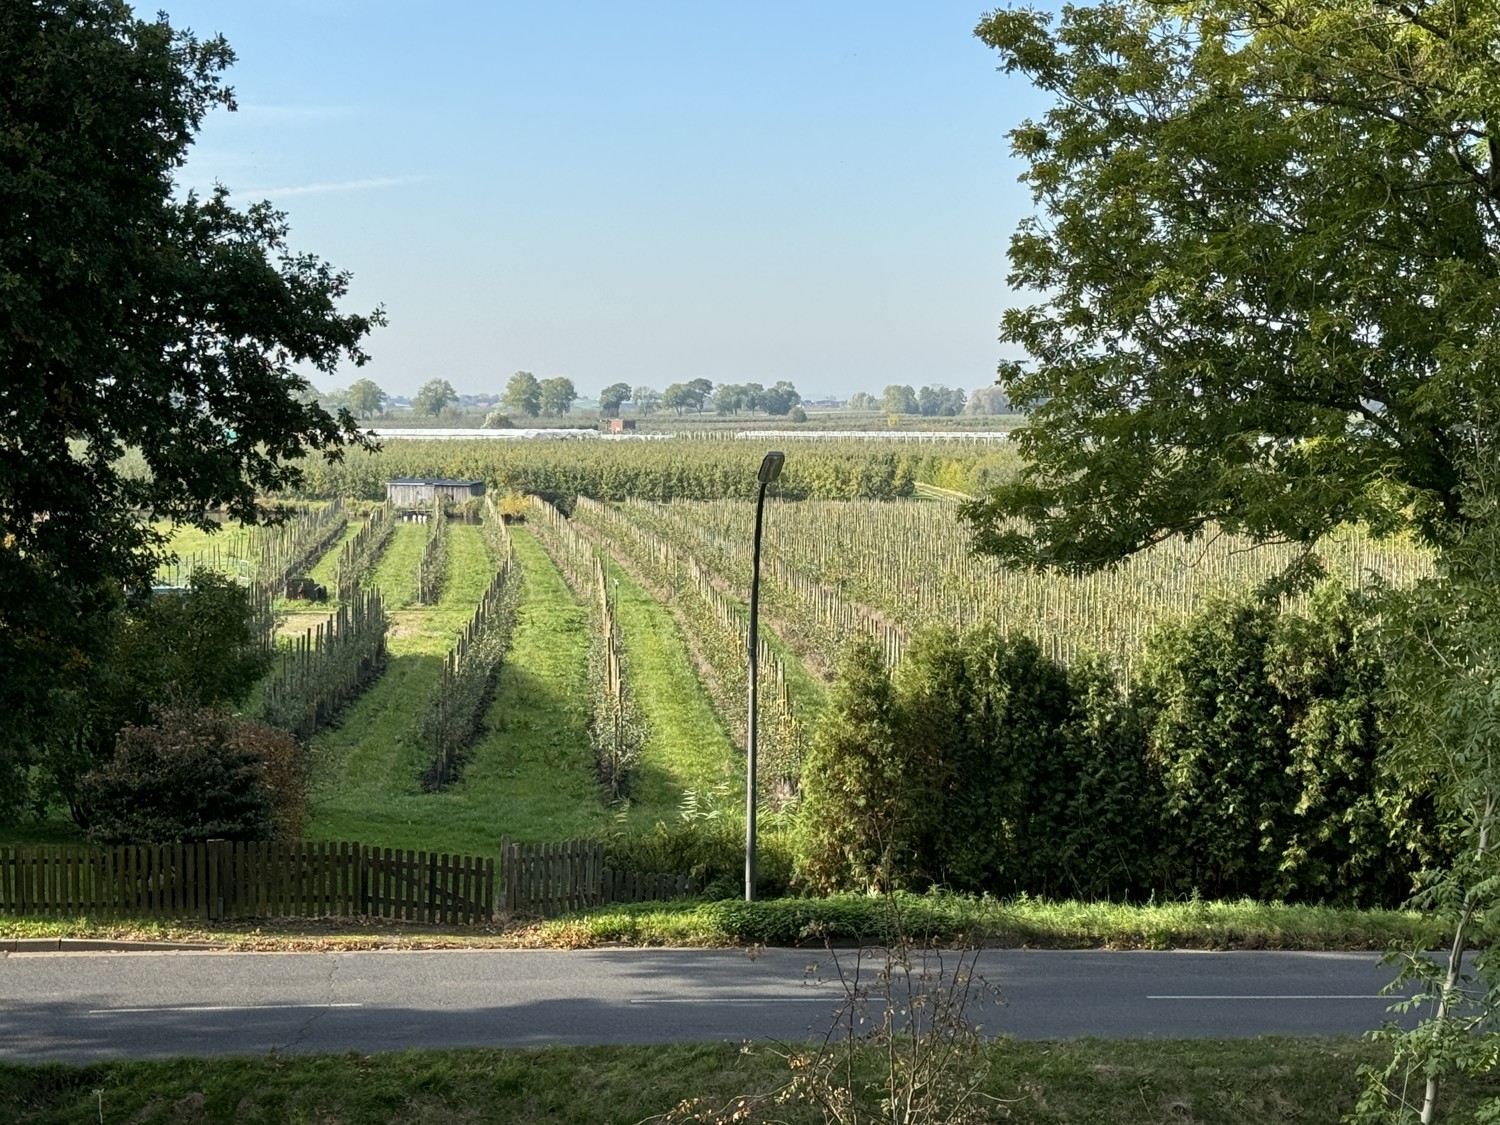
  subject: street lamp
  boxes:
[746,450,785,902]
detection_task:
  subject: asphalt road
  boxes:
[0,947,1425,1062]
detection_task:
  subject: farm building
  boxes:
[386,478,486,506]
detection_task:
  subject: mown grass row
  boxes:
[304,524,612,853]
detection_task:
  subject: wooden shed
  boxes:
[386,478,486,506]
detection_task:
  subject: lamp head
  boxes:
[757,451,785,485]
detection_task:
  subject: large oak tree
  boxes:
[0,1,381,796]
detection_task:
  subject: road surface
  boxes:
[0,947,1423,1061]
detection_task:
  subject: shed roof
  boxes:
[388,478,484,487]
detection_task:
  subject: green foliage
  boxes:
[256,500,348,594]
[538,376,577,417]
[415,503,449,605]
[418,545,521,791]
[568,496,813,788]
[260,590,388,742]
[796,640,913,893]
[282,436,996,506]
[411,378,458,417]
[1138,587,1427,905]
[1350,505,1500,1123]
[1,1039,1469,1125]
[881,385,918,415]
[346,378,386,419]
[796,592,1415,906]
[916,385,965,417]
[334,503,395,601]
[1269,586,1429,905]
[604,787,795,900]
[598,382,632,417]
[1139,600,1292,898]
[78,704,279,845]
[34,570,272,825]
[0,1,379,785]
[504,370,541,418]
[965,0,1500,569]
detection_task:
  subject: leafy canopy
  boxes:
[503,370,541,418]
[598,382,632,416]
[964,0,1500,570]
[346,378,387,419]
[412,378,457,417]
[538,376,576,416]
[0,1,381,763]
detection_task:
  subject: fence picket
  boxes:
[0,839,669,924]
[493,838,693,918]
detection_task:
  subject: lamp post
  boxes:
[746,450,785,902]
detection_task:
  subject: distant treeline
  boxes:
[286,439,1020,505]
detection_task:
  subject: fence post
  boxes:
[498,836,512,914]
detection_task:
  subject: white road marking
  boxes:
[87,1003,363,1015]
[628,997,868,1005]
[1147,994,1392,1001]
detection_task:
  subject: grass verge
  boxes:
[0,892,1443,952]
[3,1038,1498,1124]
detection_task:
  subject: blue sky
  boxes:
[167,1,1044,400]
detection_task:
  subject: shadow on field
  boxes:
[485,663,591,770]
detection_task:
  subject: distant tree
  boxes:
[661,383,695,414]
[847,391,879,412]
[788,405,808,424]
[881,385,919,414]
[503,371,541,418]
[632,386,661,415]
[686,378,715,413]
[964,386,1011,416]
[412,378,457,417]
[714,384,751,415]
[538,376,577,416]
[918,385,966,417]
[598,382,632,417]
[759,381,801,416]
[346,378,387,419]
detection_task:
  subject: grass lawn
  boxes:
[602,555,738,822]
[370,520,426,608]
[302,524,611,854]
[5,1037,1497,1123]
[305,518,363,590]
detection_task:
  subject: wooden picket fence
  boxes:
[0,841,493,924]
[499,837,693,916]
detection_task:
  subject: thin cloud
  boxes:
[245,175,432,198]
[234,103,352,122]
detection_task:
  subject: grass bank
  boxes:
[0,892,1442,953]
[2,1038,1496,1123]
